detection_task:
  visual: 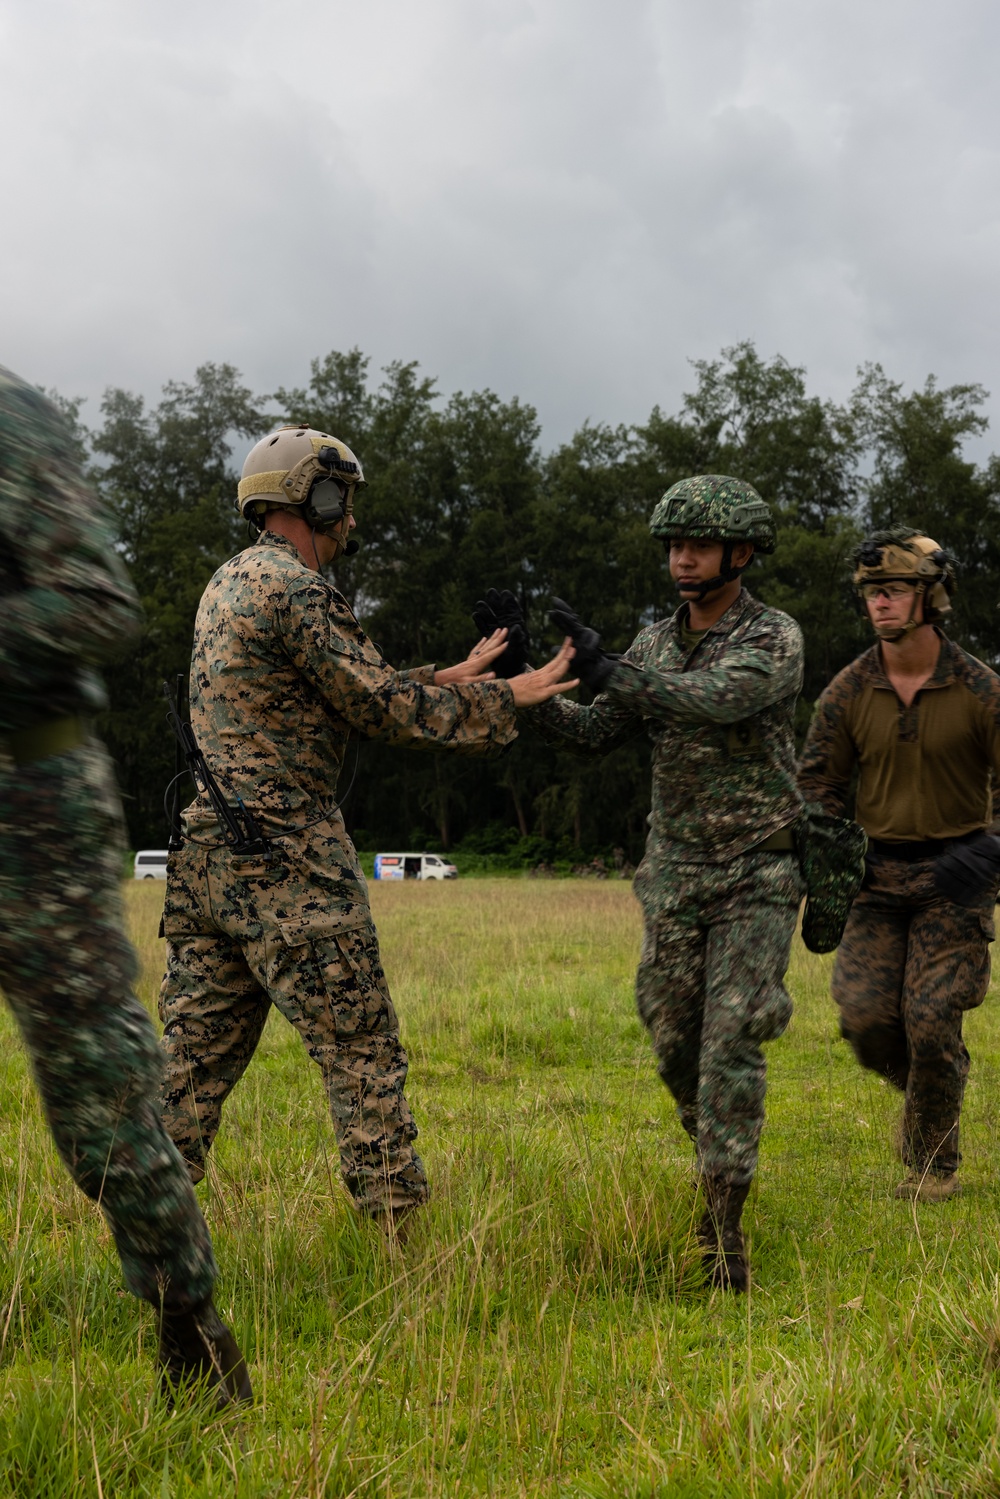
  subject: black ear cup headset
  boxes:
[303,452,359,555]
[302,449,361,563]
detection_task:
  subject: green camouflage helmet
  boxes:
[648,475,776,554]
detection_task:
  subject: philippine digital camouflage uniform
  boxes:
[530,484,804,1196]
[0,366,218,1313]
[799,535,1000,1190]
[159,528,517,1218]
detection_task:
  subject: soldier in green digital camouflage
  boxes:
[158,425,576,1233]
[0,365,250,1406]
[475,477,804,1291]
[799,530,1000,1202]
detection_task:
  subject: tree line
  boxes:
[63,341,1000,861]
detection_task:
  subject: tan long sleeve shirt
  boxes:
[798,634,1000,841]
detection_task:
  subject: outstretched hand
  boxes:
[508,639,580,707]
[548,597,619,693]
[434,629,510,686]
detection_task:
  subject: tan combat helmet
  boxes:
[852,528,955,640]
[237,425,365,559]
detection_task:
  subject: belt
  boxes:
[869,834,979,862]
[753,825,797,853]
[0,715,87,767]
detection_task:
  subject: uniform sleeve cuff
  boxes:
[403,663,437,685]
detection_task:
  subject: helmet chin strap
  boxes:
[872,584,926,642]
[323,528,358,561]
[310,524,359,570]
[675,541,749,601]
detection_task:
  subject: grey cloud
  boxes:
[2,0,999,453]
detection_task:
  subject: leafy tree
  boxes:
[74,341,1000,857]
[93,365,271,842]
[851,365,1000,665]
[678,341,858,527]
[639,343,867,703]
[271,352,548,850]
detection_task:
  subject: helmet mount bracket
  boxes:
[851,529,955,635]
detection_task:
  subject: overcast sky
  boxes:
[3,0,999,451]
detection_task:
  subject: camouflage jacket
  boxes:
[0,366,141,735]
[528,589,804,866]
[182,532,516,906]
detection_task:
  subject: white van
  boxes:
[374,853,458,881]
[133,850,169,881]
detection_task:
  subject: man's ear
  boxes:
[733,541,755,570]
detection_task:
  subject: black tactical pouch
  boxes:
[933,831,1000,908]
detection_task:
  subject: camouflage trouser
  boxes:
[0,742,217,1310]
[832,853,995,1177]
[634,848,803,1187]
[159,840,428,1216]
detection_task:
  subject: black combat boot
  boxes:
[698,1177,751,1293]
[158,1297,253,1409]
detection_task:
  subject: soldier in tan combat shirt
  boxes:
[157,426,576,1234]
[799,529,1000,1202]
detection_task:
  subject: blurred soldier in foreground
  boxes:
[158,425,576,1233]
[0,367,250,1406]
[475,478,804,1291]
[799,530,1000,1201]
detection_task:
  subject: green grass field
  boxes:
[3,879,1000,1496]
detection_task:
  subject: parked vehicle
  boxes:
[133,849,169,880]
[373,853,458,881]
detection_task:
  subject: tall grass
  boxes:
[2,879,1000,1495]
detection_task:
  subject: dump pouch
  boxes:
[795,812,868,954]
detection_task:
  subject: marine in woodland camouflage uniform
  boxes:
[0,365,249,1403]
[489,477,805,1288]
[159,425,540,1226]
[799,529,1000,1200]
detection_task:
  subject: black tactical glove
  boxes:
[471,587,530,678]
[548,597,619,693]
[933,831,1000,908]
